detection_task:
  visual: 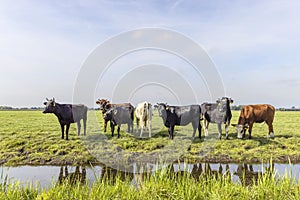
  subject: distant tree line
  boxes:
[0,105,299,111]
[0,106,43,110]
[231,105,300,111]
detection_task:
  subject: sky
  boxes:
[0,0,300,108]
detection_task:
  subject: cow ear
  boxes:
[46,98,49,101]
[230,98,234,103]
[43,102,47,105]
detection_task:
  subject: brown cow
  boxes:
[232,104,275,139]
[96,99,134,133]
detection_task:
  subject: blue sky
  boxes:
[0,0,299,108]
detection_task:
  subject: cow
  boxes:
[231,104,275,139]
[103,106,134,138]
[156,103,201,140]
[201,97,233,140]
[43,98,88,140]
[135,101,152,137]
[96,99,133,133]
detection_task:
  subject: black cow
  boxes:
[96,99,133,133]
[156,103,201,140]
[43,98,88,140]
[201,97,233,140]
[103,106,134,138]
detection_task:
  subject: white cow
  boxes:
[135,102,152,137]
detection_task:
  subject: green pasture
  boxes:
[0,110,299,165]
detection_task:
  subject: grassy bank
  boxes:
[0,165,300,200]
[0,110,300,165]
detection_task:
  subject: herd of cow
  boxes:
[43,97,275,141]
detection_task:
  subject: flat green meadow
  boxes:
[0,110,299,165]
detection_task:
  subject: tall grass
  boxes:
[0,164,300,200]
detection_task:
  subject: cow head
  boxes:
[232,124,248,139]
[216,97,233,112]
[96,99,109,110]
[43,98,56,113]
[103,108,117,122]
[156,103,168,118]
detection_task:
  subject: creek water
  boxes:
[1,162,299,188]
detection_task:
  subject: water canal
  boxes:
[1,162,299,188]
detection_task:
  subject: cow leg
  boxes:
[267,121,274,139]
[110,121,115,137]
[66,124,70,140]
[131,120,134,133]
[217,123,222,140]
[171,126,175,140]
[225,122,229,140]
[198,121,202,139]
[203,119,209,136]
[140,120,144,138]
[60,124,65,139]
[117,125,121,138]
[104,120,108,133]
[136,118,140,134]
[192,121,197,138]
[127,123,131,133]
[77,121,81,136]
[248,123,254,139]
[83,118,87,136]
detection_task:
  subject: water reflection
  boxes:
[57,166,86,185]
[100,166,134,184]
[0,162,294,188]
[234,163,274,186]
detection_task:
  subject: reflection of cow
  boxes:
[100,166,134,185]
[135,102,153,137]
[58,166,86,185]
[234,163,274,186]
[166,163,230,182]
[191,164,203,181]
[232,104,275,139]
[202,163,224,179]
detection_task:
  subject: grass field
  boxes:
[0,110,300,165]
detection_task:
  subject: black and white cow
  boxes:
[43,98,88,140]
[156,103,201,140]
[103,106,134,138]
[201,97,233,140]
